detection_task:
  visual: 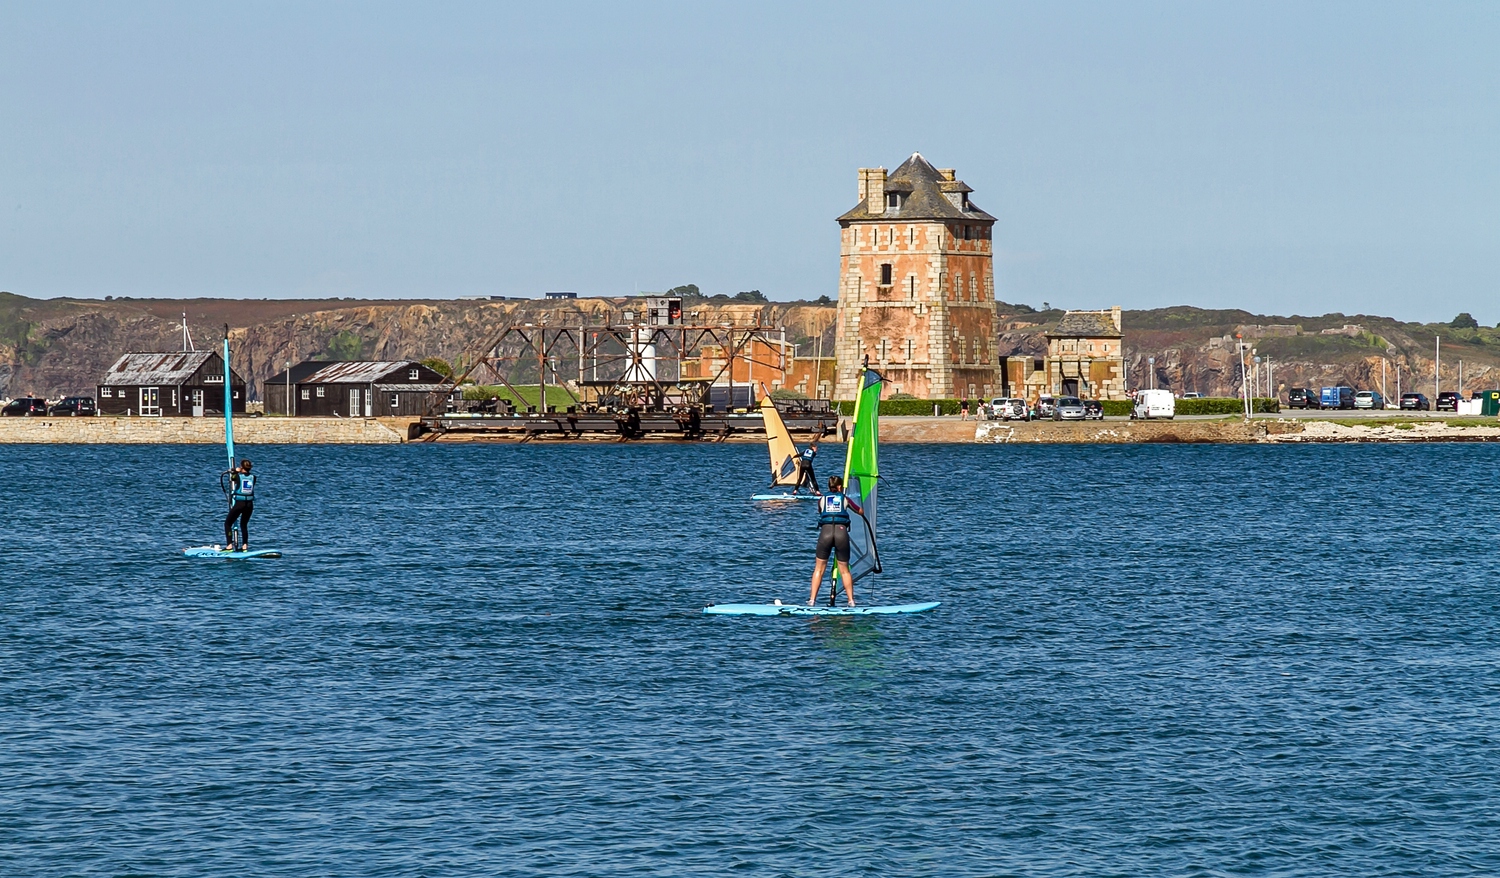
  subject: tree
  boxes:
[421,357,453,378]
[1450,312,1479,330]
[666,284,701,298]
[734,290,768,303]
[815,294,832,305]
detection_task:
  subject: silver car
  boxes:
[1052,396,1087,420]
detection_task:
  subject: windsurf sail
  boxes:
[760,388,801,487]
[840,365,883,584]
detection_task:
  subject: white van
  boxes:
[1132,389,1176,420]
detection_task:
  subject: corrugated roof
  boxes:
[266,360,335,385]
[100,351,229,386]
[1049,312,1123,339]
[372,383,448,393]
[301,361,411,384]
[837,153,998,224]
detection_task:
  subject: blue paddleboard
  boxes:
[704,601,939,616]
[750,492,819,502]
[184,546,283,559]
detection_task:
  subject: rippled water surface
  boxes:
[4,441,1500,876]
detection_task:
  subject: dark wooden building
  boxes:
[262,360,334,416]
[97,351,247,417]
[292,361,448,417]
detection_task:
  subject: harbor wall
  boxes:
[0,416,410,444]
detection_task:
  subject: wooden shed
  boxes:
[96,351,247,417]
[293,361,448,417]
[262,360,334,416]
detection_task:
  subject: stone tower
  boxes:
[833,154,999,400]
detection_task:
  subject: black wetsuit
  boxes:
[815,493,855,563]
[796,447,819,494]
[224,471,255,546]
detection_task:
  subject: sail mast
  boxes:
[223,326,235,470]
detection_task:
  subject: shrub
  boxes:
[1175,397,1279,415]
[1101,400,1133,417]
[836,398,966,416]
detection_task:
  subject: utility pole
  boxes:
[1435,335,1440,403]
[1148,357,1155,390]
[1237,334,1250,419]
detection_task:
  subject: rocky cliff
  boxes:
[4,293,1495,401]
[996,304,1500,398]
[0,293,840,400]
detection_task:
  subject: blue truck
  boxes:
[1319,386,1355,409]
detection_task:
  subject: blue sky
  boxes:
[2,1,1496,323]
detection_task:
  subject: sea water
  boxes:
[3,442,1499,876]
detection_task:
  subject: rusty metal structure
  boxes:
[416,299,838,441]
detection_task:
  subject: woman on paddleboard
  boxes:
[809,475,861,607]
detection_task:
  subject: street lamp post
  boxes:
[1253,357,1262,405]
[1148,357,1155,390]
[1237,334,1250,419]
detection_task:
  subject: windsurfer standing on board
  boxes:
[795,435,822,496]
[223,459,255,552]
[809,475,860,607]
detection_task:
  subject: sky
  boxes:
[1,1,1496,323]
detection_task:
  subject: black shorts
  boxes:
[815,523,850,563]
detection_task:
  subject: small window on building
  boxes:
[408,368,419,380]
[101,387,112,398]
[880,263,893,286]
[886,192,904,210]
[390,393,399,408]
[301,388,310,400]
[316,387,325,398]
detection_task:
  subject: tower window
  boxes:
[886,192,904,210]
[880,264,893,286]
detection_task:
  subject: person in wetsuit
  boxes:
[794,436,822,495]
[809,475,862,607]
[224,459,255,551]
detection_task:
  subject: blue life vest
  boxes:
[818,493,850,526]
[233,472,256,502]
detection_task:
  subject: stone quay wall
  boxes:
[0,416,410,444]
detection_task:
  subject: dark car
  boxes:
[1399,393,1430,411]
[47,396,96,416]
[1082,399,1104,420]
[1,397,49,416]
[1436,392,1462,412]
[1287,388,1317,409]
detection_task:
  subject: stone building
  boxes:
[1038,307,1125,399]
[833,154,999,400]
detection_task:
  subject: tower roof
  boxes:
[838,153,996,224]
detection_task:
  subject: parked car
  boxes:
[1181,392,1203,399]
[1053,396,1086,420]
[1399,393,1430,411]
[1082,399,1104,420]
[1354,390,1385,410]
[1319,386,1354,409]
[992,398,1027,420]
[1287,388,1318,409]
[1034,395,1057,419]
[1132,389,1176,420]
[47,396,96,416]
[1,397,49,416]
[1436,392,1462,412]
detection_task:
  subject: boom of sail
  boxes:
[841,366,883,583]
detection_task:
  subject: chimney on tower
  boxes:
[858,168,887,215]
